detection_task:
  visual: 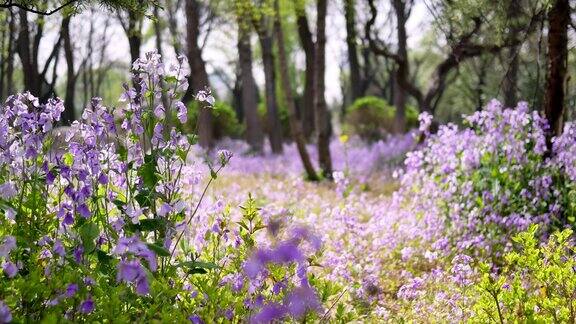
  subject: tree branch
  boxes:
[0,0,79,16]
[364,0,402,62]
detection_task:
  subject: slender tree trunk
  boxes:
[503,0,521,108]
[238,25,264,153]
[274,0,319,180]
[503,47,519,107]
[166,0,183,56]
[344,0,363,101]
[62,17,76,124]
[153,6,164,57]
[127,11,142,91]
[185,0,213,148]
[0,13,7,100]
[17,10,41,97]
[6,9,16,97]
[544,0,569,141]
[476,59,487,111]
[295,11,316,139]
[392,0,408,133]
[256,24,283,154]
[314,0,332,179]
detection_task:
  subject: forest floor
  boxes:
[195,136,436,321]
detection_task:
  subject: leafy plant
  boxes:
[471,224,576,323]
[343,96,418,140]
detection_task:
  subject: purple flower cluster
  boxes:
[243,226,322,322]
[397,100,560,254]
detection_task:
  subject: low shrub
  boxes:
[184,100,244,139]
[470,224,576,322]
[343,96,418,140]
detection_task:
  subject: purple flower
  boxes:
[117,260,150,296]
[77,204,91,219]
[284,285,322,319]
[2,262,17,278]
[0,182,17,200]
[188,315,204,324]
[73,245,84,264]
[83,276,96,286]
[0,300,11,323]
[250,303,286,324]
[270,243,303,263]
[176,101,187,123]
[0,236,16,258]
[157,203,172,217]
[154,104,165,119]
[125,205,143,224]
[53,240,65,257]
[3,208,15,221]
[217,150,232,166]
[224,309,233,321]
[97,172,109,185]
[79,297,94,314]
[65,283,79,298]
[113,236,157,271]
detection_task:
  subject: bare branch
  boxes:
[364,0,401,62]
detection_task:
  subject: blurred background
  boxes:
[0,0,575,152]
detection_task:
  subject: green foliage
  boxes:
[470,225,576,323]
[343,96,418,140]
[184,101,244,139]
[2,0,156,16]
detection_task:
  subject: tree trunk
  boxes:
[166,0,183,56]
[5,9,16,97]
[476,59,488,111]
[503,47,519,107]
[392,0,408,133]
[256,24,283,154]
[17,10,41,97]
[314,0,333,179]
[544,0,569,141]
[62,17,77,124]
[0,13,7,100]
[502,0,521,108]
[153,6,164,57]
[344,0,363,101]
[127,11,142,91]
[274,0,319,181]
[237,25,264,153]
[185,0,213,148]
[295,11,315,140]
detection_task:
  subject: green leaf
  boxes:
[164,75,178,84]
[134,188,153,208]
[175,260,219,275]
[126,218,166,232]
[117,144,128,161]
[80,222,100,253]
[96,249,113,264]
[176,148,188,162]
[63,152,74,167]
[138,154,159,190]
[187,134,198,145]
[146,243,170,257]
